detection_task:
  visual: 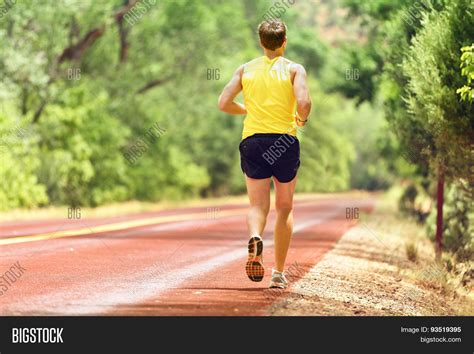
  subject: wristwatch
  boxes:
[296,116,308,124]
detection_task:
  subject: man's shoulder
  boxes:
[276,57,304,74]
[240,57,306,74]
[243,57,263,67]
[282,58,304,71]
[248,56,264,64]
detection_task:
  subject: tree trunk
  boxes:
[435,164,444,259]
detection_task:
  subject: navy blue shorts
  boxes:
[239,133,300,183]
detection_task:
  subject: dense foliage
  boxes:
[1,0,392,209]
[343,0,473,258]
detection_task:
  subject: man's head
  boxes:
[258,20,287,51]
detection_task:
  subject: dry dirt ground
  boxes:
[269,196,473,316]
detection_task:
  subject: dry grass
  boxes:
[405,242,419,263]
[269,188,474,316]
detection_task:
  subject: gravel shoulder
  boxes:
[269,193,473,316]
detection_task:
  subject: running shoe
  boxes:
[246,235,264,282]
[269,269,288,289]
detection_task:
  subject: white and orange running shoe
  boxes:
[245,235,264,282]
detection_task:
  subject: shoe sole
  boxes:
[269,282,288,289]
[246,236,264,282]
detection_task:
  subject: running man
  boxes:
[218,20,311,289]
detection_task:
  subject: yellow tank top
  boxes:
[241,56,297,140]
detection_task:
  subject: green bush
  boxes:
[37,84,131,207]
[0,111,48,210]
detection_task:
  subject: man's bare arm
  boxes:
[218,65,247,115]
[292,64,311,126]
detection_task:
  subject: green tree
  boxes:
[457,44,474,103]
[403,0,474,256]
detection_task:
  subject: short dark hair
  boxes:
[258,20,287,50]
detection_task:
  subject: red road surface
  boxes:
[0,195,374,316]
